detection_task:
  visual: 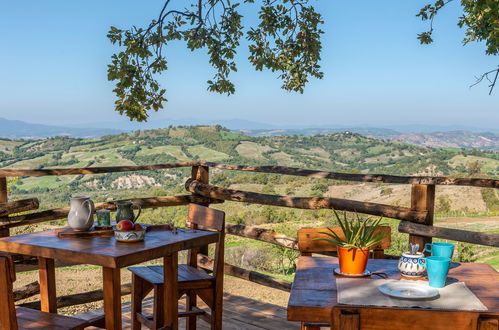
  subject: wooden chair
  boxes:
[129,203,225,330]
[297,226,391,330]
[0,255,88,330]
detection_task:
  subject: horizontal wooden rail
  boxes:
[14,281,40,301]
[197,253,291,292]
[0,162,202,177]
[186,179,428,222]
[0,198,39,217]
[0,195,220,229]
[225,222,298,250]
[19,283,132,310]
[399,221,499,247]
[202,162,499,188]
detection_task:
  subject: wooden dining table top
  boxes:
[0,228,219,268]
[287,256,499,324]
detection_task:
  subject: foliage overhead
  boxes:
[107,0,324,121]
[417,0,499,94]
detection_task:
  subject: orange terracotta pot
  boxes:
[338,246,370,275]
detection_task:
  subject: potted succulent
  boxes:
[316,211,388,275]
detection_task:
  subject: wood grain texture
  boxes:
[103,267,122,330]
[226,222,298,249]
[202,162,499,188]
[297,226,391,253]
[409,184,435,253]
[0,162,202,177]
[39,257,57,313]
[0,198,39,217]
[185,179,428,222]
[0,177,9,237]
[164,253,179,330]
[0,227,219,268]
[399,221,499,247]
[0,194,219,229]
[0,256,18,329]
[288,256,499,325]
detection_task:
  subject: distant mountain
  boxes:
[235,127,401,137]
[375,131,499,150]
[0,118,122,139]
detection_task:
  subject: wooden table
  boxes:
[287,256,499,330]
[0,228,219,330]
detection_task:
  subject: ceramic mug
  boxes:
[398,251,426,277]
[424,242,455,259]
[419,256,450,288]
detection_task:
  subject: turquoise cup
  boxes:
[424,242,455,259]
[419,256,450,288]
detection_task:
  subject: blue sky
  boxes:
[0,1,497,129]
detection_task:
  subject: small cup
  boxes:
[424,242,455,259]
[96,209,111,227]
[419,256,450,288]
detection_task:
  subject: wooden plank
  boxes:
[164,252,179,330]
[39,257,57,313]
[478,318,499,330]
[20,283,132,310]
[0,256,18,329]
[0,177,9,237]
[0,229,219,269]
[332,308,478,330]
[187,203,225,231]
[399,221,499,247]
[0,162,202,177]
[197,253,291,292]
[297,226,391,253]
[0,198,39,217]
[0,194,219,229]
[202,162,499,188]
[185,179,428,222]
[103,267,122,330]
[226,222,298,250]
[409,184,435,253]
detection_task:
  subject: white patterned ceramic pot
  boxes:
[114,229,145,243]
[398,252,426,277]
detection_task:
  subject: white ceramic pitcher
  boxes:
[67,196,95,231]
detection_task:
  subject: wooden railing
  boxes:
[0,161,498,311]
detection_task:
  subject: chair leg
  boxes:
[210,288,223,330]
[186,291,197,330]
[152,284,165,330]
[131,274,144,330]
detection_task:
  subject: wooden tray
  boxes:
[55,227,114,239]
[55,224,173,239]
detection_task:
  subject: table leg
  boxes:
[38,257,57,313]
[103,267,122,330]
[163,252,179,330]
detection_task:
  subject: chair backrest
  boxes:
[0,255,18,329]
[297,226,391,258]
[187,204,225,278]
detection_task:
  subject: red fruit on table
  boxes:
[134,223,143,231]
[116,220,134,231]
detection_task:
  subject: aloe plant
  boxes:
[315,210,388,249]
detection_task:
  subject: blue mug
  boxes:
[419,256,450,288]
[424,242,455,259]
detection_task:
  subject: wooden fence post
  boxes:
[189,165,210,256]
[0,177,9,237]
[409,184,435,254]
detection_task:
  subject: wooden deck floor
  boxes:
[76,293,300,329]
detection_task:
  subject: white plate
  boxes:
[334,267,371,278]
[378,281,439,300]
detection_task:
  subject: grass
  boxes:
[448,155,499,174]
[187,145,230,161]
[136,145,189,161]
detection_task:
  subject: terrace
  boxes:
[0,161,497,329]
